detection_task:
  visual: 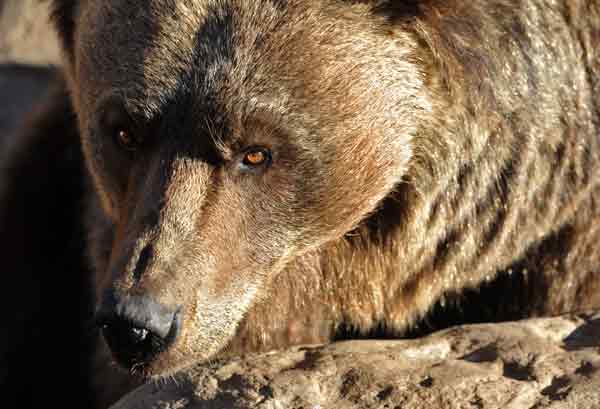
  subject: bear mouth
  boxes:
[97,308,182,376]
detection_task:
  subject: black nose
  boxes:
[96,291,181,368]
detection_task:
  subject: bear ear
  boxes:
[48,0,78,53]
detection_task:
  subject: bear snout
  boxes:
[96,291,182,370]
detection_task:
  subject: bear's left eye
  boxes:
[242,147,272,168]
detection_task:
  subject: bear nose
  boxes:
[96,291,181,368]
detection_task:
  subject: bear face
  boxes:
[49,0,432,377]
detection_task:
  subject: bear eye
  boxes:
[98,100,141,153]
[115,128,139,152]
[242,148,271,167]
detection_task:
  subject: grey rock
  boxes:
[111,313,600,409]
[0,0,61,66]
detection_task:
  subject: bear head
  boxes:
[48,0,431,377]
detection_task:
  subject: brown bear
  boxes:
[1,0,599,408]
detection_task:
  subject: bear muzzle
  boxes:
[95,290,182,371]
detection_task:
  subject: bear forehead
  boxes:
[73,0,419,150]
[75,0,300,117]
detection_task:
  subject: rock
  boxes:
[0,1,59,148]
[110,312,600,409]
[0,0,61,66]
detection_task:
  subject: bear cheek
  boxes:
[321,144,409,234]
[78,117,132,222]
[81,145,121,220]
[172,271,264,362]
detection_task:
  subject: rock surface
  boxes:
[0,0,61,66]
[111,313,600,409]
[0,0,59,176]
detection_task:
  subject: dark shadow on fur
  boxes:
[334,224,579,341]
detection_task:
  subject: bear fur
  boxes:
[1,0,599,408]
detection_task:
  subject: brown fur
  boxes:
[6,0,600,406]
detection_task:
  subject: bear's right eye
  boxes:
[115,127,139,152]
[99,102,141,153]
